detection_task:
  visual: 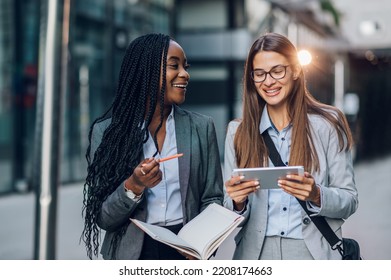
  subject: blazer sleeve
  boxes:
[223,121,238,211]
[222,121,251,218]
[311,117,358,219]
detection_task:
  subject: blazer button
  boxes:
[303,217,311,225]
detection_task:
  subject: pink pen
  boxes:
[159,153,184,162]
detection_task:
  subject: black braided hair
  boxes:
[81,33,170,259]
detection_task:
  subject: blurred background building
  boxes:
[1,0,390,195]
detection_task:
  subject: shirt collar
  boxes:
[168,105,174,120]
[259,106,292,135]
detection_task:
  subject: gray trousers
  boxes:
[259,236,314,260]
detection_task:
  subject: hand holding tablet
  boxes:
[232,166,304,189]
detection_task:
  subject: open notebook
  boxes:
[130,203,244,260]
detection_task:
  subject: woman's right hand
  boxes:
[225,175,260,211]
[125,158,162,195]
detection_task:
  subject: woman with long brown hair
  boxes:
[224,32,358,259]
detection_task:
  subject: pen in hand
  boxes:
[159,153,184,162]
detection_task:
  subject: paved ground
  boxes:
[1,155,390,260]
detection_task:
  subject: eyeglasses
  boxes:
[251,65,290,83]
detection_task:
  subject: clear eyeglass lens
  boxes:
[252,65,287,82]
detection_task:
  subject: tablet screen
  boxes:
[232,166,304,189]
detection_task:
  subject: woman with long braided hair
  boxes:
[82,33,223,260]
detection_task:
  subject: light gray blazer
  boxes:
[90,105,224,259]
[223,114,358,260]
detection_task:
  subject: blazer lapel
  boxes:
[173,106,191,221]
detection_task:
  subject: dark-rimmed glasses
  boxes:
[251,65,290,83]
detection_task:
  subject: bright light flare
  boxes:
[298,50,312,66]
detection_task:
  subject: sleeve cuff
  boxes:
[307,184,323,214]
[233,199,248,215]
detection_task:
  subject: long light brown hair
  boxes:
[234,32,353,172]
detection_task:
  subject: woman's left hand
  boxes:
[277,172,321,206]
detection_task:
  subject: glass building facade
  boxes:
[2,0,384,196]
[0,0,174,194]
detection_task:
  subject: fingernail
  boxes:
[239,176,245,180]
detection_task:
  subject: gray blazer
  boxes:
[90,105,224,259]
[223,114,358,260]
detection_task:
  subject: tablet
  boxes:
[232,166,304,189]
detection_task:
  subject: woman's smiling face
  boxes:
[162,40,190,106]
[252,51,296,109]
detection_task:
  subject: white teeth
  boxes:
[266,89,279,93]
[173,84,187,88]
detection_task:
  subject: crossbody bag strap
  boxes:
[261,130,343,251]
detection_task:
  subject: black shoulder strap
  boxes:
[262,130,286,167]
[261,130,342,250]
